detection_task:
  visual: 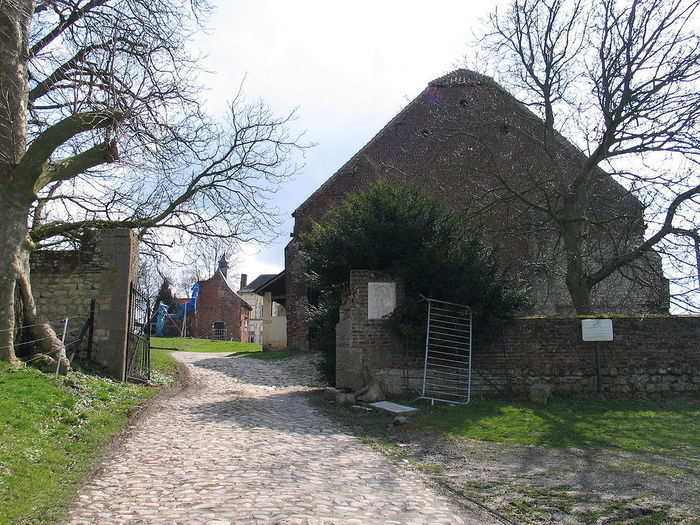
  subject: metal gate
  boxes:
[126,283,151,382]
[419,298,472,405]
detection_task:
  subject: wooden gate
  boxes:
[126,283,151,382]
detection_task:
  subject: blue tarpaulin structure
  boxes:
[154,282,200,336]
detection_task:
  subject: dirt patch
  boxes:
[400,429,700,524]
[315,396,700,525]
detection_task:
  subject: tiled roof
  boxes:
[240,274,277,293]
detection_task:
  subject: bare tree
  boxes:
[0,0,304,369]
[471,0,700,313]
[170,236,240,296]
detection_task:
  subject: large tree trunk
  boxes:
[0,199,69,373]
[0,204,28,366]
[0,0,69,373]
[565,269,593,314]
[0,0,31,366]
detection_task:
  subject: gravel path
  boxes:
[64,352,483,525]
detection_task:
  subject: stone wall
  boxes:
[30,229,138,380]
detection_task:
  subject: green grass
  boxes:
[411,395,700,456]
[151,337,262,353]
[0,354,178,524]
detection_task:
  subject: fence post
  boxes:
[56,318,69,375]
[146,300,151,381]
[86,298,96,360]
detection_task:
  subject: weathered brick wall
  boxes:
[478,316,700,394]
[335,270,407,391]
[285,240,309,351]
[287,71,669,352]
[334,274,700,394]
[30,229,138,380]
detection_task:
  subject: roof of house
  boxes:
[239,274,277,294]
[252,270,285,296]
[200,269,252,310]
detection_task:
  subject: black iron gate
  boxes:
[126,283,151,382]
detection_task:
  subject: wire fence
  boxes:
[0,314,88,334]
[2,309,95,375]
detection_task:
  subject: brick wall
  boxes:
[285,240,309,350]
[286,72,668,353]
[30,229,138,380]
[335,270,407,391]
[334,273,700,394]
[478,316,700,394]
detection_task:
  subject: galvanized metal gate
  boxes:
[126,283,151,382]
[419,298,472,405]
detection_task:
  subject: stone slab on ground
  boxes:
[369,401,419,415]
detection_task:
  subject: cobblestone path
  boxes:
[65,352,486,525]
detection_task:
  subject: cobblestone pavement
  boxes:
[64,352,488,525]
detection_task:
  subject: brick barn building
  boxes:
[279,69,668,351]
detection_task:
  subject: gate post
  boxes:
[91,229,139,381]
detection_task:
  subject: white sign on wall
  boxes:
[368,282,397,320]
[581,319,614,341]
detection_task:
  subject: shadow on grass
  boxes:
[410,394,700,457]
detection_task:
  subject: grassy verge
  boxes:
[151,337,292,360]
[411,394,700,456]
[151,337,262,353]
[150,349,179,384]
[318,393,700,457]
[0,353,179,525]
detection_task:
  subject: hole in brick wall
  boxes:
[459,98,469,108]
[500,123,510,135]
[420,128,431,137]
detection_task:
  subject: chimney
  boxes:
[218,255,229,278]
[240,273,248,290]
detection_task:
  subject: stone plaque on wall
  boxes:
[368,282,397,319]
[581,319,614,341]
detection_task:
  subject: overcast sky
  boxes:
[189,0,496,282]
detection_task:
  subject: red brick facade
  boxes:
[188,271,251,341]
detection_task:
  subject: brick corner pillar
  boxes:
[284,239,309,351]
